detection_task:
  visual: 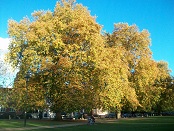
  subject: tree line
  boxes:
[1,0,174,119]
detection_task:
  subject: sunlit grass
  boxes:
[0,119,75,128]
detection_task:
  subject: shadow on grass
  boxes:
[0,117,174,131]
[33,117,174,131]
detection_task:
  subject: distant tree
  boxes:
[96,41,138,113]
[153,61,174,114]
[133,58,161,112]
[104,23,161,113]
[0,53,7,87]
[0,50,15,111]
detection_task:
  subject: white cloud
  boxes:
[0,37,10,61]
[0,37,10,50]
[0,37,16,87]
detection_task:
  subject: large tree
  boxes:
[7,0,104,119]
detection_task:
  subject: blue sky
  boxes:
[0,0,174,76]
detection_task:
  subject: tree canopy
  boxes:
[5,0,174,118]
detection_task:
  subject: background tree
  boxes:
[0,51,9,87]
[153,61,174,114]
[96,42,139,115]
[104,23,161,114]
[9,71,47,112]
[0,51,15,109]
[133,58,161,112]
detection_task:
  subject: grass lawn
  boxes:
[0,119,79,128]
[0,116,174,131]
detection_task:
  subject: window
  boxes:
[9,108,15,112]
[0,106,6,112]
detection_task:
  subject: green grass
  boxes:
[0,119,74,128]
[0,116,174,131]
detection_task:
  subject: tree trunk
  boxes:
[55,112,62,121]
[157,104,162,116]
[115,110,121,119]
[90,109,94,116]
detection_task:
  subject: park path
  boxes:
[0,122,86,131]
